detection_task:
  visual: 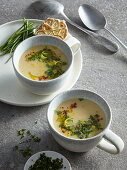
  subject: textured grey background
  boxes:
[0,0,127,170]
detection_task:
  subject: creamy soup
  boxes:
[53,98,106,139]
[19,45,68,81]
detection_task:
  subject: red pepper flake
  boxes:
[25,54,29,57]
[61,128,66,133]
[63,110,67,114]
[38,75,48,81]
[25,52,35,57]
[70,102,77,109]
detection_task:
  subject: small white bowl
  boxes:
[24,151,72,170]
[12,35,73,95]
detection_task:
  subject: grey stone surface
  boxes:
[0,0,127,170]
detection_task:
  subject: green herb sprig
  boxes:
[0,18,37,63]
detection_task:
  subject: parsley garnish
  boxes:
[28,153,64,170]
[26,48,67,79]
[78,98,84,101]
[20,146,32,157]
[13,123,41,157]
[56,110,103,139]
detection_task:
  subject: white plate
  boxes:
[24,151,72,170]
[0,19,82,106]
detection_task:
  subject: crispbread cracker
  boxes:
[36,18,68,40]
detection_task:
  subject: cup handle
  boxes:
[97,129,124,154]
[64,36,81,54]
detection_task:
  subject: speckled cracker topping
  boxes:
[36,18,68,40]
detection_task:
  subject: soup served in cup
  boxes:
[53,98,106,139]
[19,45,68,81]
[12,35,74,95]
[47,89,124,154]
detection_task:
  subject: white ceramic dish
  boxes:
[13,35,74,95]
[0,19,82,106]
[47,89,124,154]
[24,151,72,170]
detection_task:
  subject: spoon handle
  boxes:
[61,12,118,53]
[104,27,127,51]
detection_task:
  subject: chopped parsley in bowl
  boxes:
[24,151,71,170]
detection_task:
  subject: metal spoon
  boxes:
[79,4,127,51]
[32,0,118,53]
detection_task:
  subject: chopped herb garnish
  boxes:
[78,98,84,101]
[18,129,26,139]
[13,145,18,151]
[34,120,38,124]
[26,48,67,80]
[28,153,64,170]
[27,130,31,135]
[56,109,103,139]
[13,124,41,157]
[31,134,35,139]
[20,146,32,157]
[33,137,41,143]
[55,110,61,115]
[95,114,99,118]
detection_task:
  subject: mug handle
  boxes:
[64,36,81,54]
[97,129,124,154]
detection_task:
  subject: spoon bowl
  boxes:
[32,0,64,15]
[79,4,106,31]
[79,4,127,51]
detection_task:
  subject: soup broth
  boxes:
[53,98,106,139]
[19,45,68,81]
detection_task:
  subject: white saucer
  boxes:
[24,151,72,170]
[0,19,82,106]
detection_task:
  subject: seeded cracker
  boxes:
[36,18,68,40]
